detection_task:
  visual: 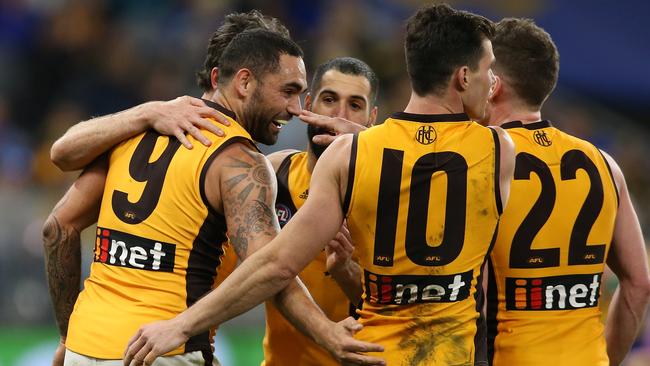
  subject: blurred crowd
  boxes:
[1,0,649,364]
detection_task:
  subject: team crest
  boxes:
[415,125,436,145]
[275,204,293,226]
[533,130,552,146]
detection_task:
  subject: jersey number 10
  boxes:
[373,148,469,267]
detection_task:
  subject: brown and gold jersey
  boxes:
[488,120,618,366]
[262,151,352,366]
[66,102,253,359]
[347,112,502,366]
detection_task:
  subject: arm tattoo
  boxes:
[43,215,81,337]
[223,147,278,259]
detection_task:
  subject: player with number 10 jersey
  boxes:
[348,112,503,365]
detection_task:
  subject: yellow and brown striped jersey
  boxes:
[66,102,253,359]
[488,120,619,366]
[262,151,352,366]
[346,112,502,366]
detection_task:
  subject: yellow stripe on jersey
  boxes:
[263,151,351,366]
[347,112,501,366]
[488,120,618,366]
[67,103,253,359]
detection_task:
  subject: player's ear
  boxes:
[489,74,502,102]
[233,68,254,98]
[368,106,378,127]
[210,67,219,90]
[455,66,470,92]
[304,93,313,111]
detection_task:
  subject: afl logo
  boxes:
[533,130,552,147]
[275,204,293,227]
[415,125,436,145]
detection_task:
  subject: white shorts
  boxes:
[64,349,220,366]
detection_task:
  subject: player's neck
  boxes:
[488,101,542,126]
[202,89,244,125]
[403,91,464,116]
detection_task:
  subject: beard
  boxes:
[242,88,279,145]
[307,124,329,159]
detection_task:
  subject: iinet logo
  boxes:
[505,273,602,311]
[95,227,176,272]
[364,269,473,305]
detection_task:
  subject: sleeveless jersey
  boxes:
[347,112,502,366]
[262,151,352,366]
[66,102,253,359]
[488,120,619,366]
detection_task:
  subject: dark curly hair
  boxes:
[196,10,290,91]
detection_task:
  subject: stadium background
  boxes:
[0,0,649,365]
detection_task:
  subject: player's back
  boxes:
[347,112,502,366]
[488,120,618,366]
[66,104,251,359]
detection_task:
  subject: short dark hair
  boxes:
[217,29,303,86]
[310,57,379,105]
[196,10,290,91]
[493,18,559,109]
[405,4,494,96]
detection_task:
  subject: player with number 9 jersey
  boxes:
[487,121,618,365]
[66,104,249,359]
[347,112,503,365]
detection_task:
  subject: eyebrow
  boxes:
[285,82,307,93]
[319,89,368,103]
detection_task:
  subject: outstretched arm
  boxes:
[297,109,369,145]
[51,96,230,171]
[601,152,650,366]
[43,156,107,365]
[123,138,384,366]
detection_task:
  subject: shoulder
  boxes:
[488,125,515,157]
[206,140,274,183]
[315,134,355,178]
[599,149,625,190]
[266,149,301,173]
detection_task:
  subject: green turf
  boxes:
[0,327,265,366]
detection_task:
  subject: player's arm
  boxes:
[326,222,363,303]
[42,155,107,366]
[215,144,326,342]
[297,109,369,145]
[269,147,363,302]
[600,151,650,366]
[51,96,230,171]
[123,139,384,366]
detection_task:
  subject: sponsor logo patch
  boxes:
[364,269,473,305]
[506,273,602,311]
[95,227,175,272]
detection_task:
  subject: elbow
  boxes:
[621,276,650,302]
[267,253,300,285]
[50,140,71,171]
[635,278,650,300]
[42,214,60,250]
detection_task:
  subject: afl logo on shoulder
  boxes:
[416,125,436,145]
[275,204,293,227]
